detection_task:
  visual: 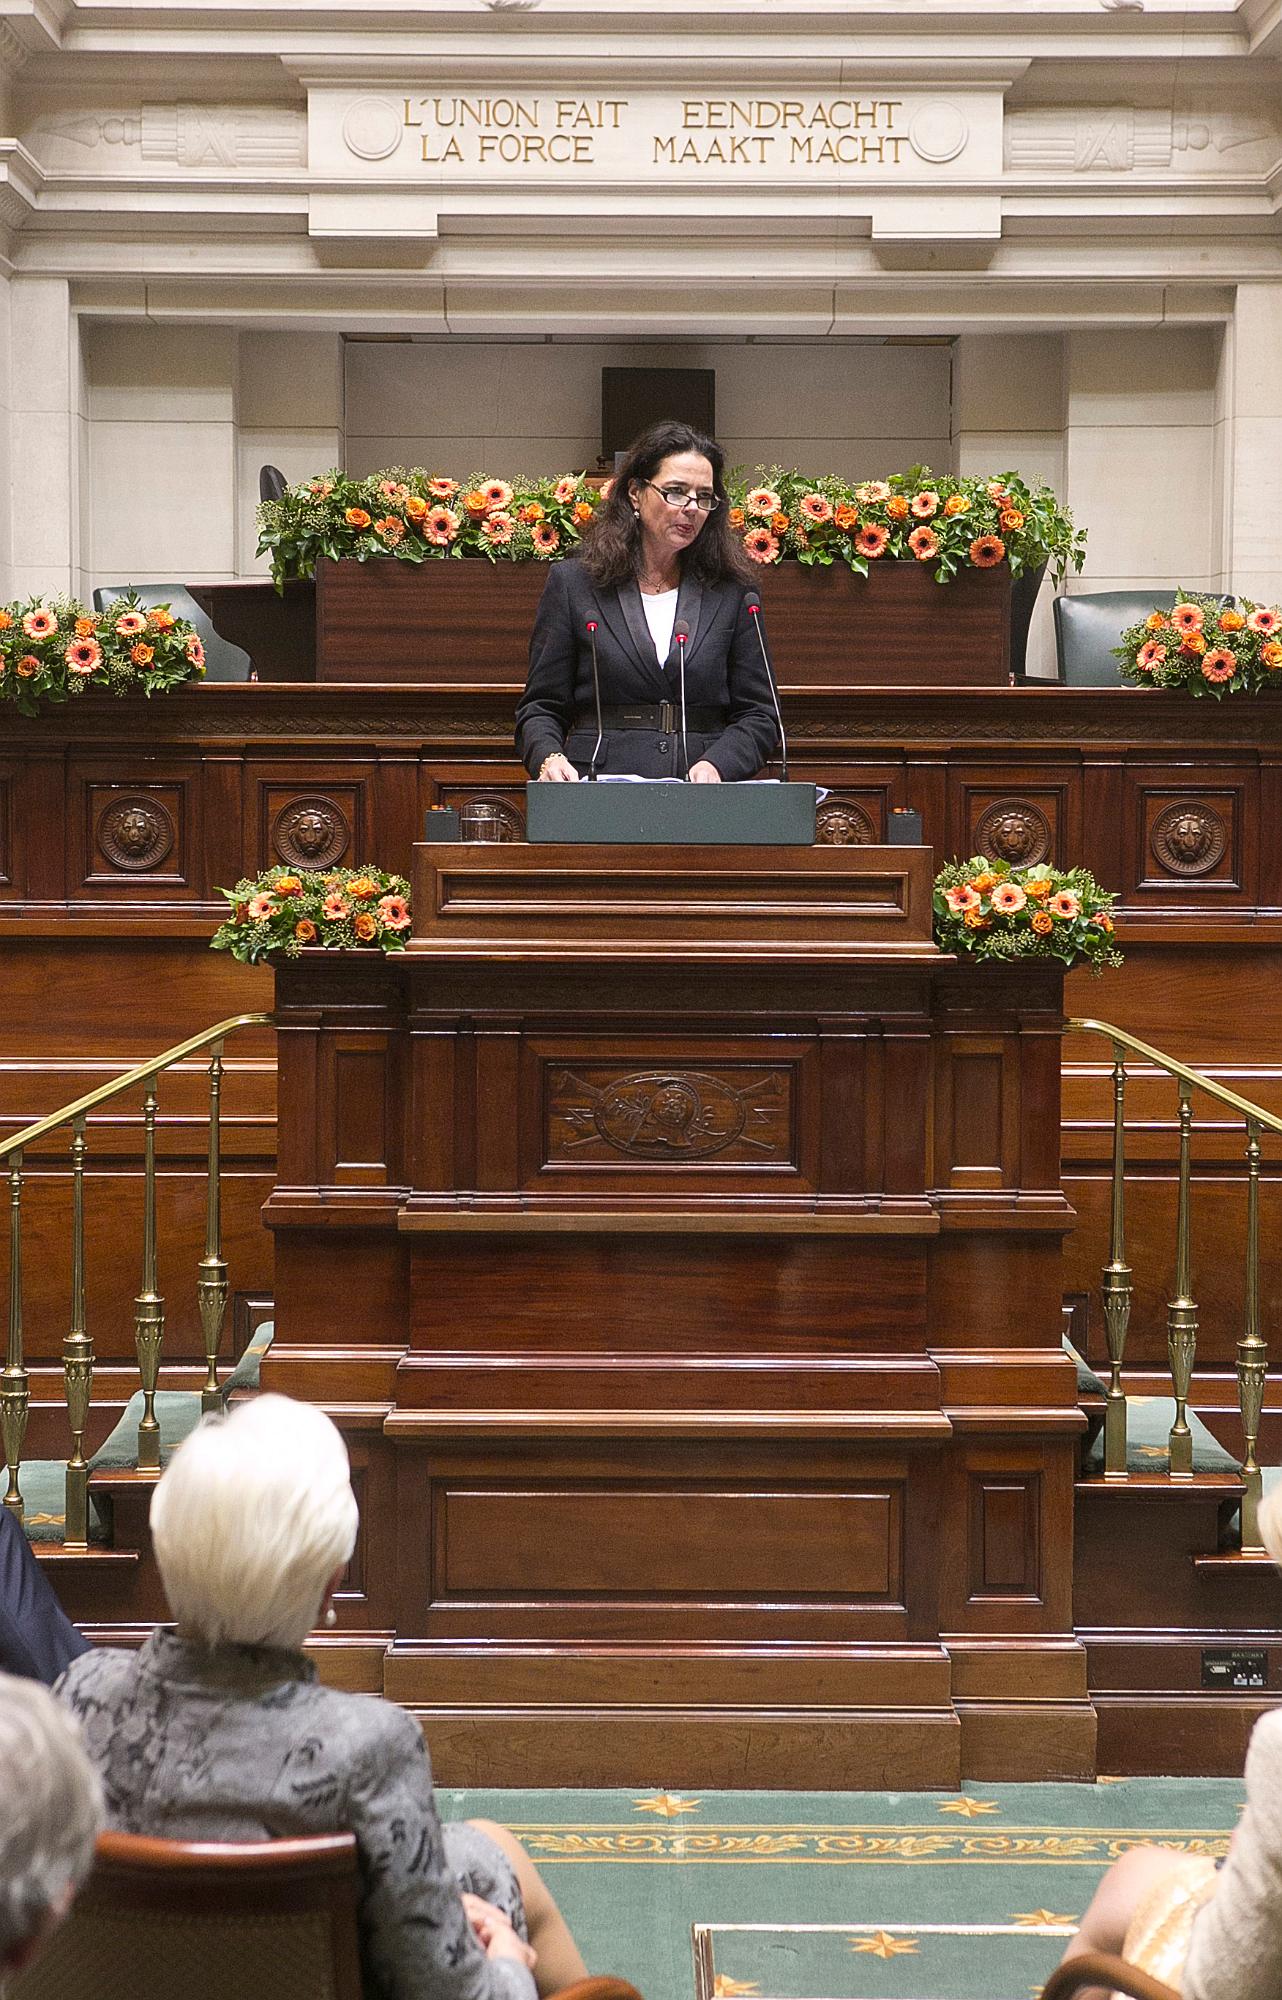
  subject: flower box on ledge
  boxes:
[313,554,1011,690]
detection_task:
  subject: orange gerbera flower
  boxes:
[375,516,405,545]
[113,612,146,636]
[855,481,891,504]
[990,882,1027,913]
[377,893,412,931]
[482,512,515,545]
[66,639,102,675]
[1171,603,1204,634]
[743,528,780,564]
[1248,607,1280,635]
[405,495,428,522]
[294,918,318,943]
[353,911,378,942]
[855,524,889,558]
[428,477,459,499]
[322,894,350,920]
[345,507,371,529]
[834,502,858,531]
[728,506,745,531]
[1092,912,1115,934]
[1201,648,1237,683]
[247,892,277,920]
[74,616,97,638]
[186,635,205,670]
[907,525,939,562]
[1219,609,1245,632]
[130,642,155,666]
[553,477,580,505]
[800,493,833,525]
[573,501,594,525]
[745,487,781,518]
[1136,641,1166,670]
[1031,909,1054,935]
[481,480,514,511]
[969,535,1006,568]
[943,884,981,914]
[910,491,939,519]
[943,493,972,517]
[531,522,561,555]
[425,507,460,546]
[999,508,1025,532]
[1049,890,1081,920]
[22,608,57,639]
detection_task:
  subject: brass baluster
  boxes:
[133,1079,165,1473]
[63,1116,93,1551]
[1101,1044,1134,1478]
[197,1042,228,1414]
[1166,1081,1199,1477]
[1,1152,28,1520]
[1238,1117,1267,1554]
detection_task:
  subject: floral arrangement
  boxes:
[1115,591,1282,697]
[211,866,412,963]
[728,466,1085,584]
[258,464,1085,590]
[933,857,1121,973]
[0,593,205,717]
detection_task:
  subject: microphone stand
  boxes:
[585,620,604,781]
[746,601,788,781]
[673,622,690,780]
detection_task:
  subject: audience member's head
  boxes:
[149,1393,358,1653]
[0,1673,102,1976]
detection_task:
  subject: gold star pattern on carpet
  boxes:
[1137,1446,1169,1460]
[712,1979,760,1996]
[1012,1909,1078,1928]
[851,1932,918,1958]
[938,1796,999,1817]
[26,1513,64,1527]
[632,1792,701,1818]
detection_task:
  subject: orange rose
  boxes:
[1181,633,1207,656]
[573,501,594,524]
[462,490,490,518]
[1145,612,1169,631]
[74,616,97,638]
[771,512,790,535]
[963,909,991,930]
[1025,877,1052,900]
[294,918,317,943]
[886,495,910,521]
[943,493,971,517]
[728,506,745,530]
[998,508,1025,532]
[345,507,371,529]
[1262,642,1282,670]
[354,911,377,941]
[346,875,379,900]
[1031,910,1054,935]
[1219,609,1246,632]
[971,872,998,893]
[405,494,428,521]
[15,654,38,677]
[274,875,303,896]
[130,642,155,665]
[834,502,858,530]
[148,609,175,631]
[520,501,544,523]
[0,612,12,631]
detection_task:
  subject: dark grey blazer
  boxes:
[515,555,780,780]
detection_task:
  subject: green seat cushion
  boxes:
[1064,1334,1107,1399]
[1082,1395,1241,1476]
[17,1458,112,1545]
[224,1318,274,1395]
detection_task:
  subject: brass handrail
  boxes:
[1068,1017,1272,1549]
[1,1013,272,1535]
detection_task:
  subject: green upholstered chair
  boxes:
[1052,590,1179,686]
[92,582,252,683]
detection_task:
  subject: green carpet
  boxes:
[438,1782,1241,1999]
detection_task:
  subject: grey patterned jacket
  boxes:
[57,1630,536,2000]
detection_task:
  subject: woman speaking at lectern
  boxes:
[516,421,781,782]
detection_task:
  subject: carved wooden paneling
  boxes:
[434,1482,903,1601]
[543,1061,795,1167]
[957,779,1075,871]
[0,772,12,889]
[255,778,364,875]
[77,775,196,895]
[935,1036,1017,1191]
[814,794,882,845]
[967,1472,1042,1602]
[1138,785,1242,892]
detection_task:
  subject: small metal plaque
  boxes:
[1201,1647,1267,1690]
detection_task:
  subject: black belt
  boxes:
[578,703,724,733]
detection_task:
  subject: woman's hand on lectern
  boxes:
[688,760,722,783]
[538,753,579,781]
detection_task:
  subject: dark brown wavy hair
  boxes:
[579,420,754,589]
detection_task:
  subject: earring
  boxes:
[324,1605,338,1628]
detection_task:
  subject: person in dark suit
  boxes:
[516,420,781,782]
[0,1505,89,1685]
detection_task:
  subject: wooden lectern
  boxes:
[265,839,1089,1786]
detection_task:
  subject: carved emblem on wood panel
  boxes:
[547,1067,792,1163]
[815,798,877,846]
[271,795,351,869]
[1150,801,1227,877]
[97,795,175,872]
[972,799,1052,867]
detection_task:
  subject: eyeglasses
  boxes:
[644,482,720,514]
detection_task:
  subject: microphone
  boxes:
[673,618,690,779]
[745,600,788,782]
[585,619,604,781]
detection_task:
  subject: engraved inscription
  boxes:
[1150,801,1227,877]
[973,799,1052,867]
[272,794,351,869]
[98,795,175,872]
[815,798,877,846]
[547,1066,791,1163]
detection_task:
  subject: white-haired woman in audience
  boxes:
[57,1394,588,2000]
[0,1672,102,1983]
[1058,1477,1282,1999]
